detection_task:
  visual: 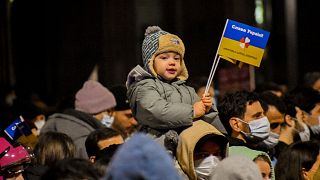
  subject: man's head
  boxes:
[85,128,124,162]
[284,87,320,128]
[110,85,138,138]
[260,91,286,134]
[218,91,269,142]
[142,26,188,81]
[75,80,117,125]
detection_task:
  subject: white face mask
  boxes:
[309,116,320,135]
[194,155,220,180]
[34,120,45,135]
[263,131,279,148]
[101,114,114,127]
[299,122,311,142]
[239,117,270,142]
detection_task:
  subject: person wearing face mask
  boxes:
[218,91,275,180]
[259,92,287,149]
[41,80,116,158]
[269,97,309,163]
[176,120,228,180]
[257,92,287,165]
[283,87,320,141]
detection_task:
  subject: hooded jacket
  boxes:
[229,146,275,180]
[126,65,226,136]
[210,156,262,180]
[176,120,229,180]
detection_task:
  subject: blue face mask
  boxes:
[101,114,114,127]
[263,131,279,148]
[238,116,270,142]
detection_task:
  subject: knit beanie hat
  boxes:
[142,26,189,80]
[75,80,116,114]
[110,85,130,111]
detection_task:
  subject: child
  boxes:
[126,26,226,150]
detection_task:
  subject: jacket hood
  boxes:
[210,156,263,180]
[176,120,229,180]
[126,65,153,88]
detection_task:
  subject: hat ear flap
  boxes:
[147,55,158,78]
[177,59,188,81]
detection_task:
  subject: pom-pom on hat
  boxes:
[75,80,116,114]
[142,26,188,80]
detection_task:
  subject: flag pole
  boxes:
[204,19,229,95]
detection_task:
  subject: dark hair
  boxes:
[94,144,121,175]
[304,72,320,88]
[260,91,286,114]
[255,82,284,94]
[253,154,272,168]
[194,134,228,159]
[283,87,320,116]
[85,127,121,157]
[253,154,272,177]
[218,91,260,134]
[41,158,101,180]
[34,132,76,166]
[275,141,319,180]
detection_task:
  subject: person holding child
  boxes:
[126,26,226,151]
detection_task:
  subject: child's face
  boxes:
[153,52,181,81]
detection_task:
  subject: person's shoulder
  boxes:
[229,146,270,160]
[134,78,164,89]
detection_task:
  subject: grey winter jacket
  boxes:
[41,109,103,158]
[126,65,226,135]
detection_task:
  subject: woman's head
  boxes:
[34,132,76,166]
[275,141,320,180]
[253,154,272,180]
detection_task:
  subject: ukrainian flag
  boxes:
[218,19,270,67]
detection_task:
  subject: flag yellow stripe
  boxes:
[218,37,265,67]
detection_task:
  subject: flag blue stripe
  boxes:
[223,19,270,49]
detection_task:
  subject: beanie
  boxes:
[110,85,130,111]
[142,26,188,80]
[75,80,116,114]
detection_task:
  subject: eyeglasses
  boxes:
[270,122,282,129]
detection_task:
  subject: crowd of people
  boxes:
[0,26,320,180]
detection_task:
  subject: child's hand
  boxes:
[202,93,212,113]
[193,101,206,119]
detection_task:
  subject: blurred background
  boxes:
[0,0,319,107]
